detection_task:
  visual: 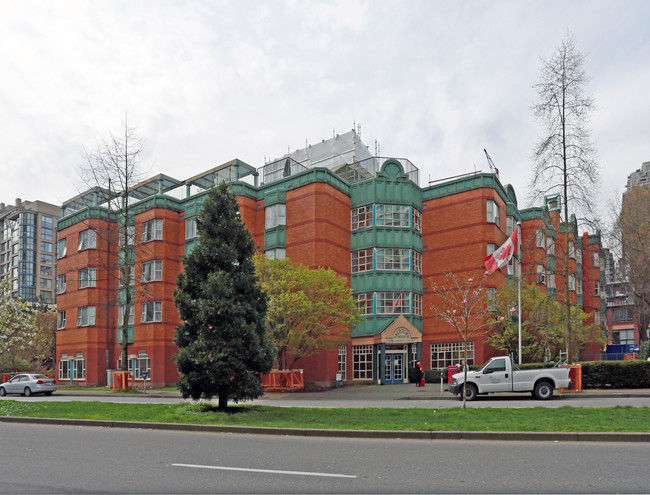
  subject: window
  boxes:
[141,301,162,323]
[506,216,517,236]
[484,358,507,373]
[568,274,576,291]
[57,274,66,294]
[351,206,373,230]
[486,200,499,225]
[577,278,583,295]
[375,204,410,227]
[40,253,53,265]
[376,248,410,271]
[265,204,286,229]
[548,273,556,290]
[73,352,85,380]
[353,293,373,315]
[536,265,546,285]
[594,312,601,325]
[351,249,373,273]
[77,306,96,326]
[595,281,600,296]
[40,290,53,304]
[576,247,582,263]
[412,293,422,316]
[142,219,163,242]
[569,242,575,259]
[376,292,410,314]
[536,229,545,248]
[118,305,134,326]
[352,345,373,380]
[142,260,162,283]
[613,329,635,345]
[57,311,66,329]
[57,239,67,259]
[78,267,96,289]
[59,354,69,380]
[412,251,422,275]
[338,346,347,381]
[412,208,422,233]
[487,243,497,256]
[40,216,54,240]
[40,278,52,289]
[134,351,151,380]
[430,342,474,369]
[546,237,555,256]
[78,229,97,250]
[119,226,135,247]
[265,248,286,260]
[594,252,600,265]
[41,241,53,253]
[613,308,635,323]
[487,287,498,310]
[185,218,197,239]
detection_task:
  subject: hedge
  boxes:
[409,360,650,388]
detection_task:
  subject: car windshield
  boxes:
[32,374,48,379]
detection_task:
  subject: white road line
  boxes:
[172,463,357,479]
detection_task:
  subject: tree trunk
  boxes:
[218,394,228,411]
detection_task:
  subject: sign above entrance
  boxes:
[386,327,418,344]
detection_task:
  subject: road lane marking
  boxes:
[172,463,357,478]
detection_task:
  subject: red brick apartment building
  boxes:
[55,131,604,387]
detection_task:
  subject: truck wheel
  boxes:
[534,381,554,400]
[463,383,478,401]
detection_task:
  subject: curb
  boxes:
[1,416,648,443]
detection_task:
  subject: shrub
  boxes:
[580,360,650,389]
[639,341,650,361]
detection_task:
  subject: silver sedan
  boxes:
[0,374,57,397]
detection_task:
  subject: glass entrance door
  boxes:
[384,353,404,384]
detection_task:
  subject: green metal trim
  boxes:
[351,272,423,293]
[351,229,423,251]
[352,315,423,338]
[263,189,286,207]
[263,226,286,250]
[422,173,510,203]
[57,207,114,231]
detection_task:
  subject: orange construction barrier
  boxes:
[261,370,304,392]
[623,353,638,361]
[112,371,133,391]
[560,364,582,393]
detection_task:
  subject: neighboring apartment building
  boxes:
[0,198,61,304]
[55,130,603,387]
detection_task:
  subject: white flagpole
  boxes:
[517,222,522,365]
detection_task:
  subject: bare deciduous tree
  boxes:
[79,116,149,372]
[530,32,600,359]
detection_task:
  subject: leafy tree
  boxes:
[430,272,501,408]
[254,254,362,370]
[530,31,600,359]
[174,183,275,410]
[487,282,602,363]
[30,311,57,371]
[0,278,37,371]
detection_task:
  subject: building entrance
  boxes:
[384,351,405,384]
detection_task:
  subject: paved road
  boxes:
[0,422,647,494]
[4,383,650,408]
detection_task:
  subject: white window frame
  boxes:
[353,293,373,315]
[142,219,163,243]
[78,267,96,289]
[338,346,346,381]
[351,248,373,273]
[412,250,422,275]
[375,248,410,271]
[77,306,96,327]
[568,274,576,291]
[352,345,373,380]
[78,229,97,251]
[57,238,67,259]
[265,204,286,229]
[375,204,410,228]
[118,305,134,326]
[119,225,135,247]
[376,292,410,314]
[185,217,197,239]
[57,274,66,294]
[58,354,69,380]
[486,200,499,225]
[142,260,163,283]
[57,310,66,329]
[430,342,474,369]
[141,301,162,323]
[536,265,546,285]
[351,205,373,230]
[536,229,545,248]
[265,248,286,260]
[73,352,85,380]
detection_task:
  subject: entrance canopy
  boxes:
[351,316,421,346]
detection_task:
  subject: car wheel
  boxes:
[24,387,32,397]
[463,383,478,401]
[44,392,53,396]
[534,381,553,400]
[0,386,6,397]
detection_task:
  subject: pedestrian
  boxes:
[415,361,423,387]
[461,360,468,372]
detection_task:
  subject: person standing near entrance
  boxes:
[414,361,423,387]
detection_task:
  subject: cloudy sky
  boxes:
[1,0,648,237]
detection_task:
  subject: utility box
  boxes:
[447,365,459,383]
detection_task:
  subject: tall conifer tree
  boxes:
[174,183,275,410]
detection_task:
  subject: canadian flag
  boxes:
[484,229,518,274]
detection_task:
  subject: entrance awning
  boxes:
[351,316,421,346]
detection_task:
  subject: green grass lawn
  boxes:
[0,401,648,432]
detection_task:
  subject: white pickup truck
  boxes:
[449,356,572,401]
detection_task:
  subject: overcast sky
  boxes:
[1,0,648,240]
